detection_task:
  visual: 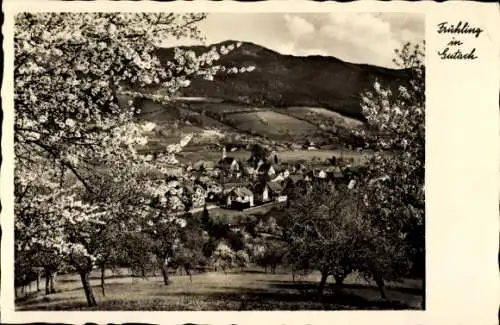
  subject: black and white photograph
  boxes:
[12,10,426,311]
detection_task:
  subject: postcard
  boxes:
[1,1,499,324]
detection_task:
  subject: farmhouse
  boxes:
[225,186,254,210]
[253,181,286,203]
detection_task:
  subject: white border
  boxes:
[2,1,499,325]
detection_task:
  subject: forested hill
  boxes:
[154,40,413,121]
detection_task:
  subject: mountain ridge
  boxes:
[154,40,412,121]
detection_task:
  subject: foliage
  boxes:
[210,242,237,271]
[234,250,250,269]
[225,230,246,252]
[285,182,364,283]
[248,144,270,167]
[14,12,252,307]
[254,240,287,273]
[357,41,425,279]
[281,41,425,298]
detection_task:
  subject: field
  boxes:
[284,106,364,128]
[127,97,367,145]
[223,111,318,139]
[178,149,369,165]
[16,268,423,311]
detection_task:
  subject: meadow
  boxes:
[283,106,364,128]
[223,111,317,139]
[16,268,423,311]
[178,149,368,165]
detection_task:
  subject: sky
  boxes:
[162,12,425,69]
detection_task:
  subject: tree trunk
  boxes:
[36,271,41,292]
[45,272,51,295]
[184,266,192,283]
[374,275,388,300]
[80,271,97,307]
[317,271,328,300]
[333,275,346,294]
[100,265,106,297]
[161,266,170,285]
[49,271,57,293]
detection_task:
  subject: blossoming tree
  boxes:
[14,12,250,307]
[357,41,425,297]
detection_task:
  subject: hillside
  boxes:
[154,40,413,121]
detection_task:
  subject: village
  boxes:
[162,143,363,214]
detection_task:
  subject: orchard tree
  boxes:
[358,41,425,278]
[286,181,372,298]
[14,12,252,307]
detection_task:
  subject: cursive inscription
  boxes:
[437,21,482,60]
[437,21,483,38]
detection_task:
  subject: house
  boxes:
[270,169,289,183]
[303,140,317,150]
[219,147,240,172]
[243,166,256,177]
[267,181,287,202]
[256,162,276,178]
[313,169,327,179]
[225,186,254,210]
[253,182,270,203]
[253,181,286,203]
[219,157,240,172]
[326,166,344,180]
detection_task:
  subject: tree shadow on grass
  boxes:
[267,281,423,296]
[16,295,90,311]
[236,269,268,274]
[154,286,413,310]
[16,278,421,311]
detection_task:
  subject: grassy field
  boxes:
[284,107,364,128]
[224,111,318,139]
[179,149,368,165]
[16,268,423,311]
